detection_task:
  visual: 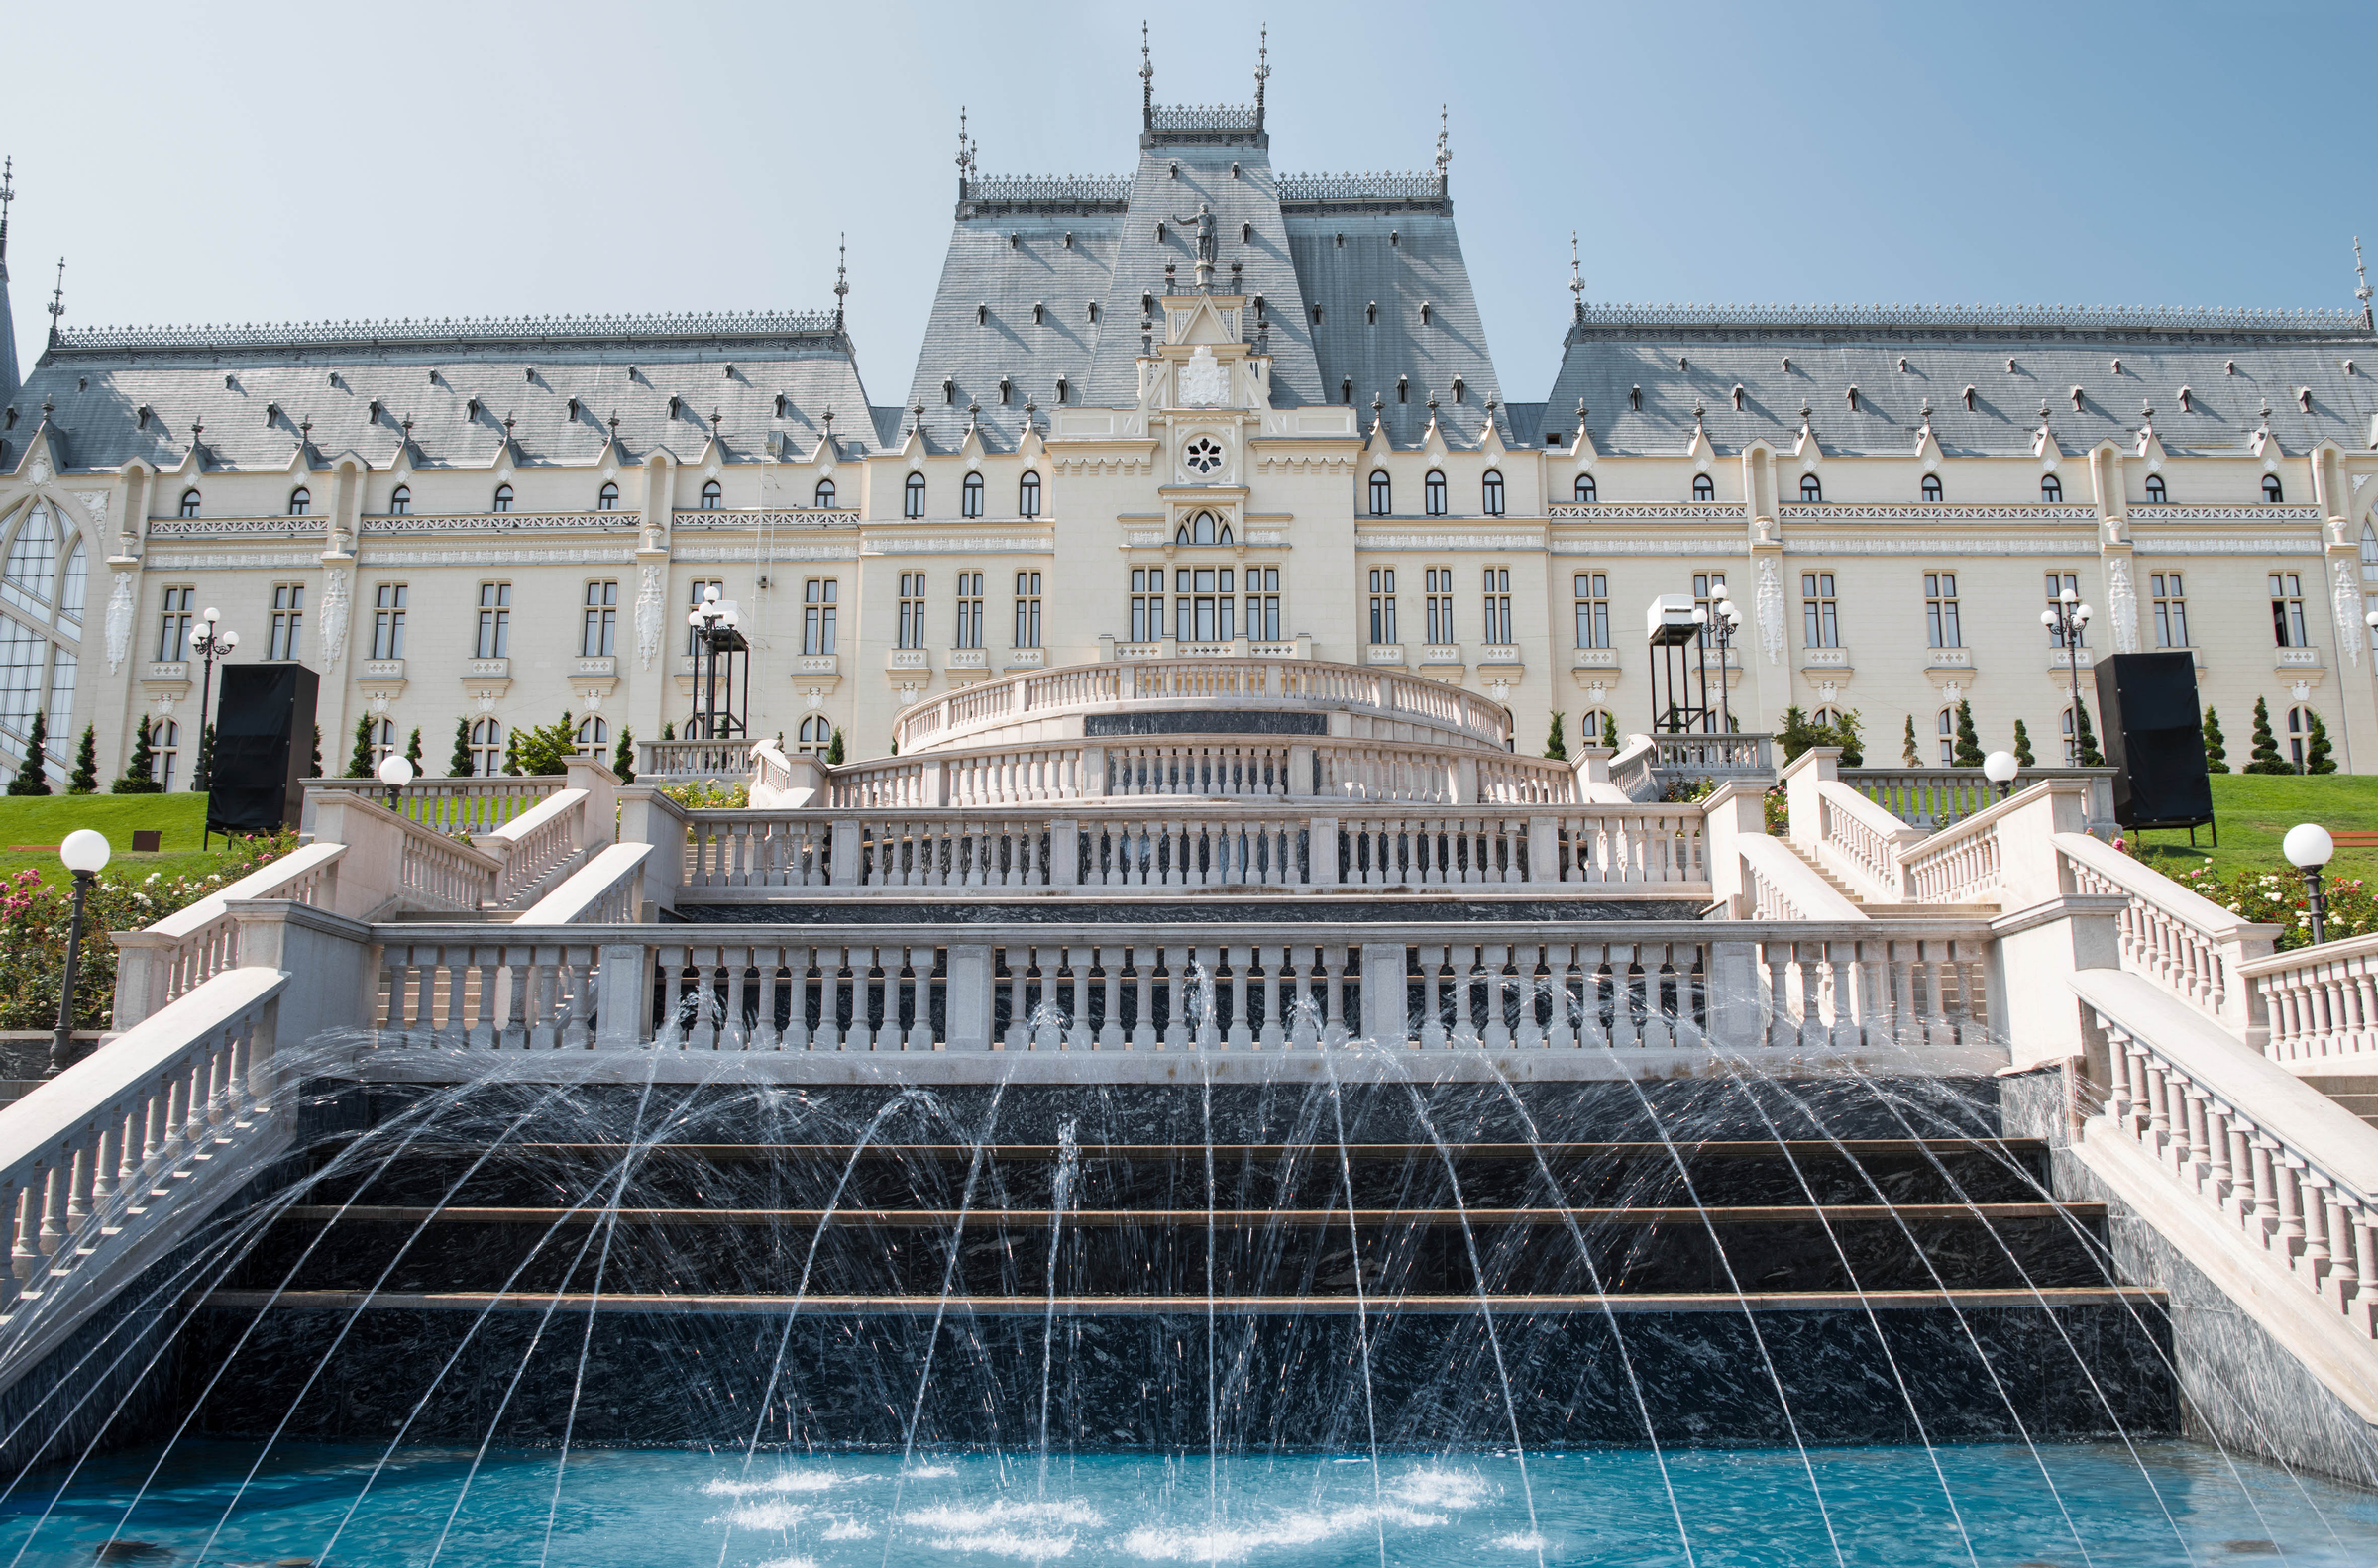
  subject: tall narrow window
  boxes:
[371,584,407,659]
[178,489,201,519]
[814,478,836,509]
[1425,568,1455,645]
[2270,572,2308,648]
[1128,569,1160,645]
[1019,470,1040,518]
[1481,568,1512,644]
[797,715,832,755]
[2143,473,2167,504]
[1799,473,1822,502]
[389,484,411,516]
[1,506,54,618]
[1243,567,1280,642]
[576,716,608,756]
[1573,574,1609,649]
[596,481,620,511]
[1920,473,1942,502]
[1574,473,1597,503]
[1692,473,1716,501]
[469,718,504,778]
[1692,573,1728,649]
[962,471,984,518]
[1937,708,1956,767]
[1480,469,1505,517]
[700,479,722,510]
[1014,571,1042,648]
[1924,572,1961,649]
[1368,568,1398,644]
[2040,474,2063,502]
[1369,470,1392,516]
[2045,573,2087,648]
[581,580,618,658]
[152,718,181,791]
[269,583,306,661]
[1800,572,1839,649]
[2263,474,2285,503]
[157,586,194,662]
[1424,470,1448,517]
[904,471,926,518]
[2288,706,2313,769]
[804,578,839,655]
[897,574,926,651]
[955,572,985,649]
[1172,567,1232,642]
[2150,572,2189,648]
[287,487,311,517]
[491,483,513,513]
[473,583,510,659]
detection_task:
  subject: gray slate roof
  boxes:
[5,318,876,474]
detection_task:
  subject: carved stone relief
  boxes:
[1756,558,1784,666]
[2105,556,2140,655]
[635,562,665,670]
[318,568,353,664]
[104,573,135,674]
[2333,559,2363,669]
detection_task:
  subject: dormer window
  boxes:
[1451,377,1465,404]
[1799,473,1823,502]
[1341,377,1352,405]
[134,406,148,429]
[1420,302,1432,325]
[1628,386,1642,411]
[1032,302,1044,325]
[701,479,722,510]
[1312,304,1324,325]
[178,489,201,518]
[1845,386,1860,411]
[775,393,788,417]
[287,487,311,517]
[2144,474,2167,504]
[1252,294,1265,322]
[1731,384,1745,411]
[2177,386,2193,413]
[1921,474,1943,502]
[999,377,1012,406]
[1366,301,1377,325]
[597,481,619,511]
[2299,386,2314,413]
[1962,385,1976,411]
[2070,386,2085,412]
[1087,300,1099,323]
[942,378,955,405]
[1897,358,1909,372]
[264,402,280,426]
[492,483,513,513]
[1397,376,1409,404]
[389,485,411,516]
[1142,292,1155,316]
[1240,221,1251,242]
[668,395,682,418]
[1055,375,1070,404]
[976,303,988,326]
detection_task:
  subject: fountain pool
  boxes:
[2,1438,2371,1566]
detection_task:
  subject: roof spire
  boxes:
[1435,105,1451,186]
[833,232,849,333]
[45,256,63,346]
[1140,21,1154,128]
[1568,231,1583,323]
[1253,24,1269,127]
[0,157,13,266]
[0,158,17,403]
[2357,235,2372,329]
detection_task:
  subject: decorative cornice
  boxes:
[1778,503,2099,524]
[1549,503,1739,522]
[1548,538,1740,556]
[1573,301,2368,337]
[51,309,844,358]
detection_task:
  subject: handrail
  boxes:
[1813,782,1919,903]
[1842,767,2115,832]
[479,787,589,909]
[2076,969,2378,1342]
[307,775,565,835]
[2237,931,2378,1063]
[2058,831,2277,1041]
[515,843,654,925]
[1739,836,1865,922]
[111,843,344,1029]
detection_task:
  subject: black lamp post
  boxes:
[1984,750,2019,800]
[50,829,110,1077]
[378,751,415,814]
[2286,823,2335,946]
[688,587,743,744]
[188,606,239,791]
[2041,588,2093,762]
[1710,588,1743,732]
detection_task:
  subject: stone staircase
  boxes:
[1780,840,2000,919]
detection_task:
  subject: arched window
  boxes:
[1424,470,1448,517]
[151,719,181,791]
[491,483,513,513]
[1799,473,1822,502]
[58,539,84,632]
[1920,474,1943,502]
[813,478,836,510]
[1174,511,1230,547]
[1368,470,1391,516]
[904,471,926,518]
[1019,470,1041,518]
[2,504,55,618]
[389,485,411,515]
[1574,473,1596,504]
[700,479,722,511]
[1481,470,1505,517]
[576,716,608,755]
[1692,473,1716,501]
[2061,707,2078,766]
[2288,706,2314,770]
[2263,473,2285,503]
[596,481,620,511]
[1937,707,1956,767]
[177,489,201,518]
[287,486,311,517]
[1578,709,1611,749]
[961,471,984,518]
[797,715,832,755]
[2143,474,2167,504]
[2040,474,2063,502]
[469,718,503,778]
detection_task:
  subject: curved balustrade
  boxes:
[891,658,1515,756]
[111,843,344,1029]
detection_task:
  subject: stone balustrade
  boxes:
[306,774,565,835]
[2238,935,2378,1064]
[1840,766,2116,832]
[111,843,344,1030]
[2058,831,2277,1046]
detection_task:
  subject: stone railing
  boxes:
[2077,970,2378,1341]
[1815,784,1922,902]
[480,788,591,910]
[638,738,758,780]
[2237,935,2378,1065]
[363,915,1995,1058]
[891,657,1514,756]
[1650,732,1774,786]
[110,843,344,1030]
[307,775,566,835]
[1738,835,1864,922]
[2058,832,2276,1045]
[1841,767,2115,832]
[1607,736,1659,801]
[0,969,289,1382]
[514,843,656,925]
[1901,805,2007,904]
[647,796,1712,900]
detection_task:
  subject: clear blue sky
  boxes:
[4,0,2367,405]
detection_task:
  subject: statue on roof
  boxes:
[1170,203,1217,268]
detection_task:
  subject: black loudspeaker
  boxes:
[2093,652,2214,831]
[205,664,319,836]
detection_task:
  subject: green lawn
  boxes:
[2129,774,2378,882]
[0,794,265,889]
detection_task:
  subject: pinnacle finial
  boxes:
[2357,236,2372,324]
[1435,106,1450,182]
[1254,24,1269,120]
[834,232,849,330]
[1568,231,1583,321]
[45,256,63,342]
[956,108,973,177]
[0,157,13,266]
[1140,21,1154,121]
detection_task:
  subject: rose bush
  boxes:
[2169,862,2378,951]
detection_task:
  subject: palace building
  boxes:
[1,45,2376,786]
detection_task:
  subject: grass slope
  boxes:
[2130,774,2378,882]
[0,794,261,888]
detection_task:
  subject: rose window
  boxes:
[1184,437,1224,474]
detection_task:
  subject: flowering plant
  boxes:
[0,831,295,1031]
[661,779,750,809]
[2168,862,2378,951]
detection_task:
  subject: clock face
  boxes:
[1185,437,1224,474]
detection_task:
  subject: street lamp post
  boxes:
[2286,822,2335,946]
[378,751,415,814]
[1711,591,1744,732]
[687,587,742,747]
[50,829,110,1077]
[2040,588,2093,763]
[188,607,239,792]
[1984,749,2019,799]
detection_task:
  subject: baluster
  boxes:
[2301,1172,2335,1289]
[1515,944,1546,1050]
[1482,945,1513,1049]
[1416,945,1448,1049]
[1612,945,1644,1049]
[1257,948,1285,1049]
[782,947,815,1051]
[11,1181,38,1285]
[1132,947,1157,1048]
[36,1162,64,1257]
[1226,946,1253,1048]
[1546,944,1576,1049]
[2274,1152,2309,1261]
[1322,947,1349,1046]
[1096,946,1125,1048]
[64,1143,91,1235]
[2322,1189,2357,1310]
[2348,1209,2378,1335]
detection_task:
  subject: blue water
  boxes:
[2,1440,2370,1566]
